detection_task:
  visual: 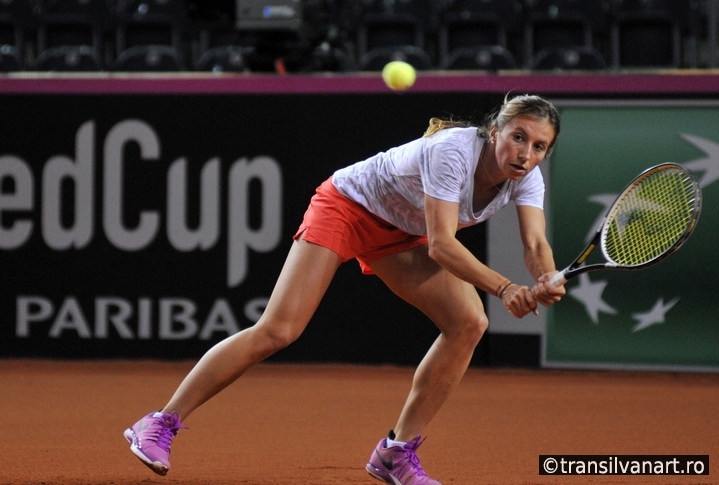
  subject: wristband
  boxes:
[496,280,512,298]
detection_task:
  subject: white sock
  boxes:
[386,437,407,448]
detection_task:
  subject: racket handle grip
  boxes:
[548,271,567,287]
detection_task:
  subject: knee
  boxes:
[446,311,488,349]
[467,312,488,346]
[476,312,489,339]
[253,320,302,353]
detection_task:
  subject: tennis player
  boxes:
[124,94,566,484]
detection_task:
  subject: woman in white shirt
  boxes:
[124,94,566,485]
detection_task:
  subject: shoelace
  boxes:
[153,425,177,451]
[151,414,188,451]
[403,450,429,478]
[399,437,429,478]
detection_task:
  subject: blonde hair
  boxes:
[423,94,561,155]
[423,117,473,137]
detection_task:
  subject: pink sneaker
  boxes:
[123,411,186,475]
[366,434,441,484]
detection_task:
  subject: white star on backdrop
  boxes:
[631,297,680,332]
[568,273,617,324]
[680,133,719,188]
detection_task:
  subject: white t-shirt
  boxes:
[332,126,545,236]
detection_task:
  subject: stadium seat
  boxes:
[35,0,112,70]
[112,44,185,71]
[442,45,517,71]
[358,45,432,72]
[357,12,425,58]
[531,46,608,71]
[438,0,523,67]
[115,0,188,70]
[609,0,699,68]
[33,44,102,71]
[524,0,609,69]
[0,0,37,70]
[195,45,248,72]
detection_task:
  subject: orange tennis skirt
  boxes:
[294,177,428,274]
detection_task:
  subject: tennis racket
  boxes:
[550,162,702,287]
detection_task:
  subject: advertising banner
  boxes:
[0,90,497,363]
[545,101,719,371]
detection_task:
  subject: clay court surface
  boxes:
[1,359,717,485]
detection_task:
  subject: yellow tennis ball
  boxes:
[382,61,416,91]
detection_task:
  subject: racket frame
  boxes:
[550,163,701,286]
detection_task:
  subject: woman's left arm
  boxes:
[516,205,565,305]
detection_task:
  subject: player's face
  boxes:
[492,115,555,181]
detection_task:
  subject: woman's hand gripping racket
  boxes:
[549,163,702,287]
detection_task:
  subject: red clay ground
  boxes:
[1,360,717,484]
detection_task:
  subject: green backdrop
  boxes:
[545,101,719,371]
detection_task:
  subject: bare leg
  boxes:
[162,239,341,419]
[369,245,487,442]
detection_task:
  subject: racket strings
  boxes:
[603,169,699,266]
